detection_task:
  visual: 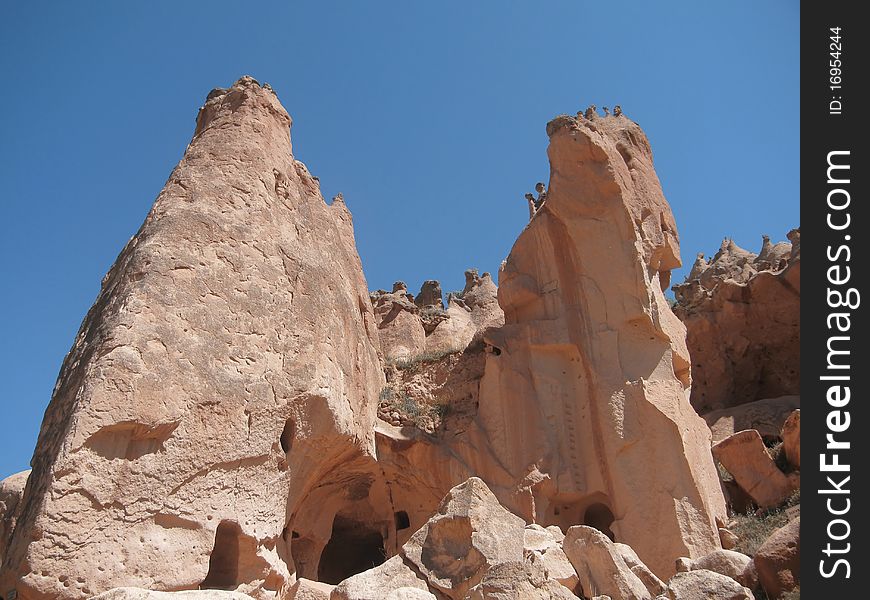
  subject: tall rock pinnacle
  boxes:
[478,114,726,577]
[0,76,384,598]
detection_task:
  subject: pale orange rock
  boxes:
[673,232,800,413]
[372,287,427,361]
[0,77,385,599]
[475,114,725,577]
[712,430,795,509]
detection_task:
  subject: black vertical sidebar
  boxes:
[802,1,868,596]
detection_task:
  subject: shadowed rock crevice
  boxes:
[317,515,386,584]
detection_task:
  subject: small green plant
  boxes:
[378,386,395,403]
[731,509,790,556]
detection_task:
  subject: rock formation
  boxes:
[1,82,735,598]
[753,517,800,598]
[673,231,800,413]
[0,77,386,599]
[473,114,725,576]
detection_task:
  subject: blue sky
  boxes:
[0,1,799,478]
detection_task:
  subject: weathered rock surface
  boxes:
[665,570,754,600]
[91,589,257,600]
[675,549,754,588]
[402,478,525,599]
[703,396,800,444]
[467,559,577,599]
[563,526,652,600]
[476,113,725,576]
[0,76,386,599]
[0,469,29,566]
[712,430,795,509]
[781,410,800,469]
[329,556,431,600]
[673,232,800,413]
[523,525,579,592]
[754,517,799,599]
[284,578,333,600]
[615,544,666,597]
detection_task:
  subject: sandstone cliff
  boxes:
[673,230,800,413]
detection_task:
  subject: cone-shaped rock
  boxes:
[0,77,384,598]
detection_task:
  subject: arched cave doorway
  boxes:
[317,514,386,584]
[584,502,616,542]
[202,520,242,589]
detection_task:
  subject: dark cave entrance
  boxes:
[584,502,616,542]
[202,520,242,589]
[317,514,386,584]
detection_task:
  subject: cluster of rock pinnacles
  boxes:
[0,77,799,600]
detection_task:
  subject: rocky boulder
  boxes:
[675,549,754,589]
[284,578,334,600]
[563,525,652,600]
[523,524,579,592]
[665,570,754,600]
[330,556,432,600]
[401,478,525,599]
[712,430,795,509]
[754,517,800,599]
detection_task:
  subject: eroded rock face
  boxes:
[0,469,30,566]
[673,232,800,413]
[477,114,725,576]
[0,77,385,599]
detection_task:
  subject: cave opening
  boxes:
[584,502,616,542]
[280,418,296,454]
[317,514,386,584]
[202,520,242,589]
[394,510,410,531]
